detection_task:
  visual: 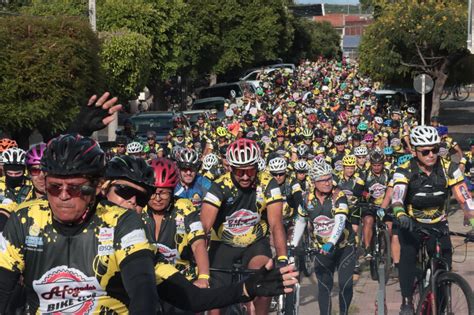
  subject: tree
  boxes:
[359,0,470,117]
[0,16,101,146]
[99,30,152,102]
[287,19,341,62]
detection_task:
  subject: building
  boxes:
[313,13,372,58]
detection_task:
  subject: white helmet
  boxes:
[334,134,346,144]
[257,157,267,172]
[126,142,143,154]
[410,126,440,147]
[407,107,416,114]
[2,147,26,165]
[296,144,309,157]
[353,146,368,157]
[374,116,384,125]
[203,154,219,171]
[294,160,309,172]
[268,157,287,173]
[226,139,261,167]
[309,159,333,181]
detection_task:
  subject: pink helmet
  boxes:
[26,143,47,166]
[364,133,374,142]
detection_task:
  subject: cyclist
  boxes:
[127,141,144,157]
[144,131,164,158]
[354,145,370,174]
[201,153,221,181]
[460,139,474,191]
[291,159,356,315]
[391,126,474,315]
[201,138,287,315]
[0,148,32,207]
[329,134,351,172]
[25,143,47,200]
[0,138,18,177]
[293,160,311,196]
[114,136,128,156]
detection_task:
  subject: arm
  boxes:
[391,183,408,217]
[327,213,346,245]
[289,213,306,247]
[191,239,210,288]
[267,201,287,258]
[200,202,219,235]
[451,181,474,225]
[120,250,159,314]
[380,186,393,210]
[0,267,20,312]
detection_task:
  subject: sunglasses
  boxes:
[29,168,42,176]
[117,144,125,148]
[47,182,90,198]
[113,184,149,207]
[296,170,307,174]
[417,146,439,157]
[271,172,286,177]
[180,167,197,173]
[151,190,172,200]
[232,167,258,177]
[147,137,155,140]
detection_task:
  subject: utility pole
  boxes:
[89,0,96,32]
[468,0,473,53]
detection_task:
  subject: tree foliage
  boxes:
[19,0,87,16]
[99,30,152,101]
[358,0,470,116]
[287,19,341,62]
[0,16,101,143]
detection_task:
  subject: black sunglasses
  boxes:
[417,146,440,157]
[113,184,149,207]
[271,172,286,177]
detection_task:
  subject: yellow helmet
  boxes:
[342,155,356,167]
[216,127,227,137]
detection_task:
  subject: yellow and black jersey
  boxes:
[334,173,365,208]
[141,198,205,280]
[363,168,393,206]
[0,178,34,213]
[299,189,355,249]
[392,158,464,223]
[0,199,172,314]
[279,177,303,221]
[328,148,352,172]
[203,172,283,247]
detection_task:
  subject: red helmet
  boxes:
[150,158,179,188]
[307,114,317,124]
[226,138,260,167]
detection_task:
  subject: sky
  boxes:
[296,0,360,4]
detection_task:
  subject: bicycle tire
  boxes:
[440,88,450,100]
[283,291,298,315]
[380,229,391,284]
[301,231,315,277]
[455,86,470,101]
[369,232,379,281]
[415,272,474,315]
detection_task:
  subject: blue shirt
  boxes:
[174,174,212,209]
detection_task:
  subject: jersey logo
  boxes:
[313,215,335,237]
[369,183,386,199]
[156,243,178,263]
[224,209,260,235]
[33,266,105,314]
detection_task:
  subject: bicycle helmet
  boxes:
[407,107,416,114]
[296,144,309,158]
[397,154,413,166]
[105,155,155,191]
[0,138,17,153]
[276,129,285,137]
[436,126,448,137]
[127,142,143,154]
[357,122,368,131]
[226,138,260,167]
[370,151,385,164]
[268,157,287,173]
[314,129,324,138]
[203,154,219,171]
[308,114,317,124]
[302,128,313,139]
[383,147,394,156]
[150,158,179,188]
[342,155,356,167]
[353,146,368,157]
[175,148,201,170]
[257,157,267,172]
[309,159,333,181]
[410,126,440,147]
[363,133,374,142]
[2,147,26,166]
[383,119,392,127]
[216,126,228,137]
[349,118,359,126]
[26,143,47,166]
[334,134,346,144]
[294,160,309,172]
[374,116,383,125]
[41,134,105,176]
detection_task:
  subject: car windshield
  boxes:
[193,100,225,111]
[131,116,172,134]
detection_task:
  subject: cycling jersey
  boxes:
[141,198,205,280]
[363,168,392,206]
[0,178,33,205]
[174,174,212,209]
[0,199,164,314]
[393,158,464,223]
[299,189,355,249]
[279,177,303,221]
[203,172,283,247]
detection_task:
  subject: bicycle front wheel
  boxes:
[440,88,450,100]
[415,272,474,315]
[455,86,470,101]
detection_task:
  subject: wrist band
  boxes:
[277,255,288,261]
[198,274,210,280]
[393,206,405,216]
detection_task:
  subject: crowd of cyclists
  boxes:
[0,57,473,315]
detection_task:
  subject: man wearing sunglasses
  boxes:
[201,138,287,315]
[392,126,474,315]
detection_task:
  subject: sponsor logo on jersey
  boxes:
[175,216,185,234]
[156,243,178,263]
[224,209,260,235]
[33,266,105,314]
[313,215,335,237]
[98,228,114,243]
[369,183,386,199]
[192,193,202,207]
[97,244,114,256]
[120,229,147,249]
[0,233,7,253]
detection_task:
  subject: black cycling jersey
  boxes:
[393,158,464,223]
[279,176,303,221]
[203,171,283,247]
[363,168,392,206]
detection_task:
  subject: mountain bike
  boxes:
[297,227,316,277]
[440,85,470,101]
[411,224,474,315]
[209,263,255,315]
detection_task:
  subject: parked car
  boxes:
[129,111,189,145]
[198,81,255,105]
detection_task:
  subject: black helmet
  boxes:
[42,134,105,177]
[390,120,400,128]
[352,133,363,141]
[370,151,385,164]
[314,129,324,138]
[244,113,252,121]
[105,155,155,191]
[116,136,128,145]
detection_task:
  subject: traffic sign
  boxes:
[413,74,434,94]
